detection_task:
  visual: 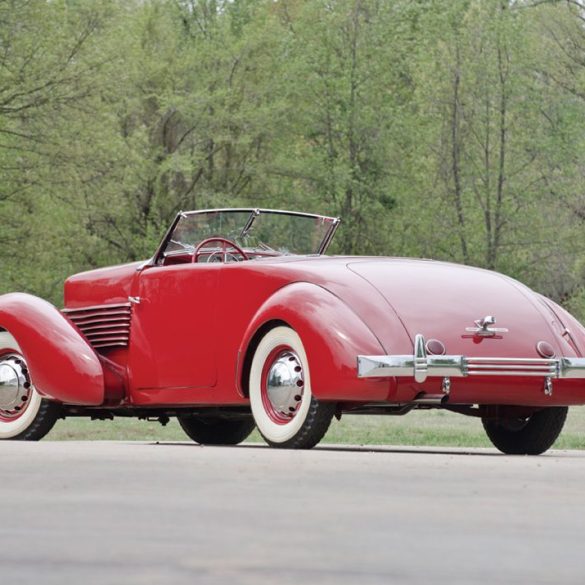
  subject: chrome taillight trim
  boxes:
[357,334,585,383]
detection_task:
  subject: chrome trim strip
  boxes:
[467,364,555,371]
[62,302,131,313]
[68,317,130,328]
[75,319,130,333]
[62,303,132,351]
[67,319,131,330]
[317,217,341,255]
[67,311,131,321]
[85,336,129,342]
[84,330,129,337]
[467,371,556,377]
[92,341,128,349]
[181,207,339,222]
[150,211,184,267]
[357,334,585,382]
[466,357,555,364]
[83,330,129,337]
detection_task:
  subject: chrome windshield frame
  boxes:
[148,208,340,267]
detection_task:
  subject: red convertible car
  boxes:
[1,208,584,453]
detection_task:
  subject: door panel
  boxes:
[129,263,220,391]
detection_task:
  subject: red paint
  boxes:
[64,262,142,308]
[129,263,220,391]
[235,280,390,403]
[1,219,585,414]
[0,293,104,405]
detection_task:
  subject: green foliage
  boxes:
[2,0,585,312]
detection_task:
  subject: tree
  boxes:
[0,0,124,302]
[409,0,585,291]
[266,0,421,254]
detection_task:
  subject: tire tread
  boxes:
[260,397,335,449]
[482,407,568,455]
[11,400,60,441]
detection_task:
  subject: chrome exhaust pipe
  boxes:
[411,393,448,406]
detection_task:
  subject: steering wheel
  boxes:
[193,237,249,263]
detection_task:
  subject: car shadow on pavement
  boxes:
[144,441,510,457]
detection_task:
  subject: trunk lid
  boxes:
[347,259,565,358]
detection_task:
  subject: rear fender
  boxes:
[538,295,585,357]
[238,283,391,402]
[0,293,104,405]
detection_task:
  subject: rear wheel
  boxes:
[482,407,568,455]
[249,326,335,449]
[177,416,255,445]
[0,332,60,440]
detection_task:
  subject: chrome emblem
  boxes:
[465,315,508,337]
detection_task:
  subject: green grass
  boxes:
[47,406,585,449]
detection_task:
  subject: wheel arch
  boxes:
[237,283,391,402]
[0,292,105,405]
[239,318,289,398]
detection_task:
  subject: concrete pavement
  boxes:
[1,441,585,584]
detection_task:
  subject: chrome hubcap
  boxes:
[0,355,31,419]
[266,350,305,420]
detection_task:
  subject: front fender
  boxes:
[238,283,392,402]
[0,293,104,405]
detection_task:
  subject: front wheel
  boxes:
[482,406,568,455]
[249,326,335,449]
[0,332,60,440]
[177,415,255,445]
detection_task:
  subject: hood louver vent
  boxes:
[63,303,132,350]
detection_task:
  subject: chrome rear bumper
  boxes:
[357,334,585,383]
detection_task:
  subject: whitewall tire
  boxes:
[249,326,335,449]
[0,332,60,440]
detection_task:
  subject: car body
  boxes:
[1,207,584,452]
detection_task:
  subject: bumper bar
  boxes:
[357,334,585,383]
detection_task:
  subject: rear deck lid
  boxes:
[347,259,566,358]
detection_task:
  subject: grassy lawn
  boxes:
[47,406,585,449]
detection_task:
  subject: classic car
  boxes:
[1,207,584,453]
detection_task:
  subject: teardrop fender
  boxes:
[0,293,104,405]
[237,283,392,402]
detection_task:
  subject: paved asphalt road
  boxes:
[1,442,585,585]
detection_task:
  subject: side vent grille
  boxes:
[63,303,132,350]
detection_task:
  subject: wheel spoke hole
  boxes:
[0,353,35,422]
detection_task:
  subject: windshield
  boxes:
[158,208,339,261]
